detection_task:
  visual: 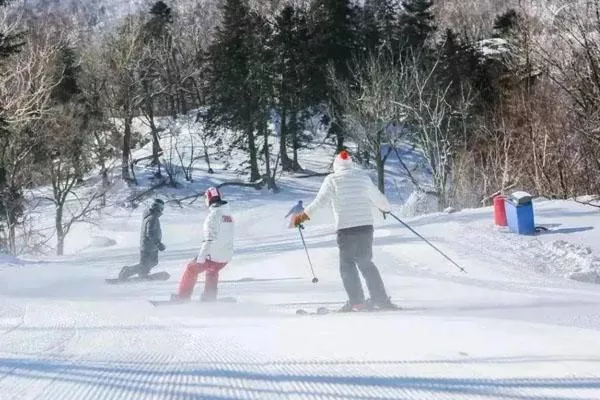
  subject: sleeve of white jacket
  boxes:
[304,175,334,218]
[198,209,220,261]
[367,179,391,213]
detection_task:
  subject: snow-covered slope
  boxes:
[3,113,600,399]
[2,167,600,398]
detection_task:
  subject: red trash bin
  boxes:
[493,196,507,226]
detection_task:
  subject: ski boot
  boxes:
[118,266,134,280]
[169,294,190,303]
[337,301,366,312]
[365,297,400,311]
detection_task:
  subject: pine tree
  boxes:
[207,0,262,182]
[438,29,482,99]
[52,46,81,104]
[309,0,358,151]
[360,0,400,56]
[398,0,436,54]
[273,5,319,171]
[145,1,173,40]
[248,11,276,186]
[493,9,519,37]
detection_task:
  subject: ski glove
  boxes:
[158,242,166,251]
[293,212,310,227]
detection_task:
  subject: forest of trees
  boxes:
[2,0,600,255]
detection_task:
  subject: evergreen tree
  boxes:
[248,11,276,186]
[145,0,173,40]
[360,0,400,56]
[493,9,519,37]
[52,46,81,104]
[309,0,358,151]
[438,29,481,100]
[273,5,319,171]
[398,0,436,54]
[207,0,262,181]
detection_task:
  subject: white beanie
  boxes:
[333,150,352,172]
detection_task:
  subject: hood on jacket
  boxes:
[333,150,353,173]
[145,199,164,218]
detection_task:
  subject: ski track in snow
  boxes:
[2,190,600,398]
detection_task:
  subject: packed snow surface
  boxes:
[2,137,600,398]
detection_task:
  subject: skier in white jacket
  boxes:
[293,150,398,311]
[172,187,234,301]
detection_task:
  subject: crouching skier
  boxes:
[119,199,166,280]
[171,187,234,302]
[293,150,399,312]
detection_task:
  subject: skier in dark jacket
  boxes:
[119,199,166,280]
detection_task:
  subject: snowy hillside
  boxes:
[2,121,600,399]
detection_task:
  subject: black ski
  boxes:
[149,296,237,307]
[295,306,404,315]
[106,271,170,284]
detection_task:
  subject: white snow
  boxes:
[2,125,600,399]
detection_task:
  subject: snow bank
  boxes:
[542,240,600,283]
[85,236,118,249]
[0,254,28,267]
[398,190,439,217]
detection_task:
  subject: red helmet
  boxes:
[205,187,222,207]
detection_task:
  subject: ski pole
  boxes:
[297,225,319,283]
[388,212,467,274]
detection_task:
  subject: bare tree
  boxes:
[0,21,61,254]
[99,15,146,183]
[401,53,476,210]
[329,53,408,193]
[76,41,124,206]
[44,153,103,256]
[169,116,203,182]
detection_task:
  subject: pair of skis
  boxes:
[295,306,403,315]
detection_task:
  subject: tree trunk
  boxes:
[169,94,177,119]
[375,146,385,194]
[335,127,345,153]
[279,107,293,171]
[178,90,188,115]
[291,111,301,171]
[8,223,15,255]
[247,125,260,182]
[7,211,16,255]
[55,205,64,256]
[436,171,448,211]
[263,124,270,178]
[101,169,109,207]
[203,140,214,174]
[145,101,162,177]
[122,116,132,181]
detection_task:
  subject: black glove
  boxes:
[158,242,166,251]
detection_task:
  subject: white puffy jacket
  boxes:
[197,202,234,263]
[304,156,391,231]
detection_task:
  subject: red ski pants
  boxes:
[177,259,227,300]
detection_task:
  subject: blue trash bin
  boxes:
[504,192,535,235]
